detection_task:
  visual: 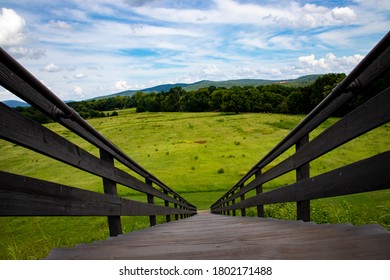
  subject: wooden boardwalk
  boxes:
[46,211,390,260]
[1,34,390,262]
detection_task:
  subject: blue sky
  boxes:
[0,0,389,101]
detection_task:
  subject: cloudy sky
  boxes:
[0,0,389,101]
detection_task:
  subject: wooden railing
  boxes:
[211,31,390,220]
[0,48,196,237]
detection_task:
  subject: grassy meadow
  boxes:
[1,108,389,259]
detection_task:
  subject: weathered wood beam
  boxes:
[0,103,189,208]
[214,151,390,212]
[296,134,310,222]
[215,85,390,208]
[0,171,194,216]
[0,48,192,208]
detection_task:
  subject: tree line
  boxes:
[14,72,387,124]
[13,97,127,123]
[134,73,346,114]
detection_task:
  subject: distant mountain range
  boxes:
[2,100,30,108]
[2,99,75,108]
[92,74,322,100]
[3,75,322,107]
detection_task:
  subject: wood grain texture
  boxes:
[213,85,390,209]
[0,56,150,179]
[213,151,390,213]
[0,103,192,209]
[0,171,195,216]
[296,134,310,222]
[0,52,192,208]
[100,149,122,236]
[226,43,389,198]
[46,211,390,260]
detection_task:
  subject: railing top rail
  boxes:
[212,30,390,206]
[0,47,193,208]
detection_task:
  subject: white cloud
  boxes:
[303,3,328,14]
[6,47,46,60]
[297,53,364,73]
[128,24,202,37]
[49,20,73,30]
[202,65,221,75]
[0,8,26,45]
[331,7,357,23]
[114,80,132,91]
[134,0,357,29]
[268,35,305,50]
[74,85,84,97]
[353,0,390,11]
[0,0,385,102]
[42,63,62,72]
[194,64,229,80]
[0,88,16,100]
[237,32,307,51]
[74,73,88,79]
[184,52,366,81]
[237,35,268,49]
[298,54,317,65]
[51,7,88,22]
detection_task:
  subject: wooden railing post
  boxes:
[163,190,171,222]
[240,184,246,217]
[146,178,156,226]
[227,198,231,216]
[255,170,264,218]
[100,149,122,236]
[180,199,184,219]
[225,201,229,216]
[232,195,236,216]
[174,195,179,220]
[296,134,310,222]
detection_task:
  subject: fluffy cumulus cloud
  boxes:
[0,0,386,101]
[331,7,357,23]
[297,53,364,72]
[0,8,26,45]
[74,73,88,79]
[114,80,132,91]
[41,63,62,72]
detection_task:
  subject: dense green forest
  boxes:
[134,73,345,114]
[14,72,386,123]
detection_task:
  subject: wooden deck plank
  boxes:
[46,211,390,260]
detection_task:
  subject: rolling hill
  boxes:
[3,100,30,108]
[91,74,322,100]
[3,75,322,105]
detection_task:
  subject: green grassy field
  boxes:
[1,108,389,259]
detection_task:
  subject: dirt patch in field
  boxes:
[194,140,208,144]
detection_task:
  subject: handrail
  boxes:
[212,31,390,206]
[0,48,195,209]
[211,31,390,220]
[0,48,196,236]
